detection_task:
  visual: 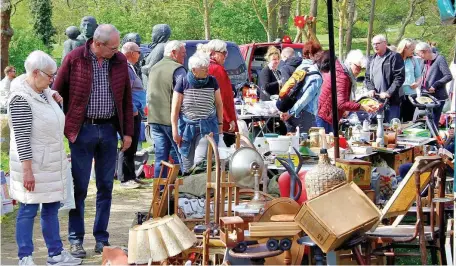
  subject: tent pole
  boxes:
[326,0,340,159]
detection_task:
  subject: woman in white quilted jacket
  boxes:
[7,51,81,266]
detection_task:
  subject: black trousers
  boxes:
[400,96,416,123]
[122,115,141,182]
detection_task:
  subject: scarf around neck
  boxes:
[187,71,210,89]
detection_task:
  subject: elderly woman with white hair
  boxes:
[397,38,422,122]
[8,51,82,265]
[415,41,453,127]
[171,52,223,172]
[316,49,377,133]
[205,39,238,147]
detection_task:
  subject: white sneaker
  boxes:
[120,180,140,189]
[47,250,82,265]
[19,256,36,266]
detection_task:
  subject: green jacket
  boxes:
[147,56,183,125]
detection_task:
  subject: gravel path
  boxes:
[1,181,152,265]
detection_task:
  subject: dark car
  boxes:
[141,40,248,91]
[182,40,248,89]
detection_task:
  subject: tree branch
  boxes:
[251,0,268,33]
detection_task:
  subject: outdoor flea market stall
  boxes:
[100,2,455,265]
[98,64,455,266]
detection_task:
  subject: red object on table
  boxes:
[278,170,308,205]
[339,136,348,149]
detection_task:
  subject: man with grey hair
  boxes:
[120,42,146,189]
[147,40,186,177]
[365,34,405,122]
[53,24,133,258]
[415,41,453,127]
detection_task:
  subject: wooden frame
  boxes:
[147,161,181,219]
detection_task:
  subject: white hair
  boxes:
[24,50,57,77]
[121,42,139,54]
[205,39,227,53]
[345,49,367,68]
[164,40,185,57]
[93,24,120,43]
[372,34,387,43]
[415,41,431,52]
[196,43,210,55]
[188,52,210,69]
[281,47,294,60]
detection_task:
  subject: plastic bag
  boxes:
[59,165,75,212]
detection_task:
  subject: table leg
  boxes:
[284,250,292,265]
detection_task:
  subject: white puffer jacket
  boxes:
[7,75,67,204]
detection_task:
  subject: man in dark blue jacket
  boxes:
[365,34,405,122]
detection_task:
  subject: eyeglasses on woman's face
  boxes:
[39,70,56,80]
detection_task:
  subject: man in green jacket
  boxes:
[147,40,186,177]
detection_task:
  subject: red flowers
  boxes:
[294,16,305,29]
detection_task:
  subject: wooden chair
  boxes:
[365,156,447,265]
[146,161,181,219]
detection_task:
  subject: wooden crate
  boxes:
[336,159,372,190]
[393,149,413,174]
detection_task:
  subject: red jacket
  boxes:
[317,60,361,124]
[53,40,133,143]
[208,59,238,132]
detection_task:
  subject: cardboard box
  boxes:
[294,182,381,253]
[335,159,372,189]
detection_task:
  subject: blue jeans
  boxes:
[150,123,182,177]
[68,123,118,244]
[16,202,63,259]
[385,104,400,123]
[315,116,334,134]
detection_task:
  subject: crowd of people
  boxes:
[2,18,454,266]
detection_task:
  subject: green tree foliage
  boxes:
[8,0,456,69]
[29,0,56,50]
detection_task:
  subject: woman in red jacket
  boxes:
[316,50,377,133]
[204,40,238,146]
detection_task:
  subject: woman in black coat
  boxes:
[258,46,282,101]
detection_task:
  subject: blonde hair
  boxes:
[397,38,415,59]
[264,46,280,62]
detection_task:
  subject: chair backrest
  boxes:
[380,156,443,220]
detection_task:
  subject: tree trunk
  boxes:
[310,0,318,34]
[203,0,211,40]
[1,0,14,79]
[366,0,376,57]
[266,0,278,42]
[345,0,356,54]
[338,0,348,59]
[394,0,421,45]
[277,0,292,39]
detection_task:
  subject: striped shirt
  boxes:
[174,76,219,120]
[86,50,116,119]
[9,94,48,161]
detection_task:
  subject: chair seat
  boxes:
[367,225,439,241]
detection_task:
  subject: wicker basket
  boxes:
[305,150,346,199]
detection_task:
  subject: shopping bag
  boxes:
[59,165,75,212]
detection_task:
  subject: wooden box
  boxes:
[335,159,372,190]
[393,149,413,174]
[413,145,424,159]
[294,182,381,253]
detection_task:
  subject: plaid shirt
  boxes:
[86,50,116,119]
